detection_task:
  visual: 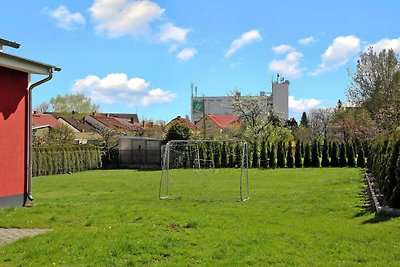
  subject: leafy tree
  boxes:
[260,140,268,168]
[300,112,309,128]
[311,139,320,168]
[50,93,100,113]
[303,143,311,168]
[294,141,302,168]
[165,122,191,142]
[230,90,276,146]
[96,127,121,167]
[44,125,75,146]
[321,138,330,167]
[34,102,50,113]
[339,143,347,167]
[348,48,400,123]
[308,108,334,139]
[286,142,294,168]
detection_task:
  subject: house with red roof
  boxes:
[165,116,199,135]
[84,113,139,132]
[195,114,240,138]
[0,38,60,207]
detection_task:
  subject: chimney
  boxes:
[130,118,134,124]
[33,111,38,115]
[106,113,110,118]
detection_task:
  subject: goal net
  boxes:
[159,140,249,201]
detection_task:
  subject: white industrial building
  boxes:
[191,79,289,122]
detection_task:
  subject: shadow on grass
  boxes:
[361,214,392,224]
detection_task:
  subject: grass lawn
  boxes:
[1,168,400,266]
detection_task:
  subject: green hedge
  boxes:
[32,145,102,177]
[367,134,400,208]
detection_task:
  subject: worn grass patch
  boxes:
[1,168,399,266]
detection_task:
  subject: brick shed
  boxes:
[0,38,60,207]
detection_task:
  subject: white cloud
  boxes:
[289,96,322,113]
[177,47,197,61]
[88,0,164,37]
[225,29,262,57]
[299,36,318,45]
[272,44,294,54]
[311,35,361,76]
[72,73,176,106]
[158,22,190,43]
[269,51,305,78]
[365,38,400,53]
[41,5,85,30]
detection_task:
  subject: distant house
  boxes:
[32,112,61,128]
[0,37,60,207]
[165,116,198,135]
[195,114,240,137]
[84,114,136,132]
[57,117,102,144]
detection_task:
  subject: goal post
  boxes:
[159,140,249,201]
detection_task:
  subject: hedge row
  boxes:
[168,140,367,169]
[32,145,102,177]
[367,134,400,208]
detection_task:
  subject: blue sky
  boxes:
[1,0,400,122]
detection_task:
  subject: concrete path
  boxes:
[0,228,51,246]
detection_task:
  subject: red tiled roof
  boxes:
[32,113,61,128]
[207,115,239,128]
[91,115,129,130]
[166,116,198,131]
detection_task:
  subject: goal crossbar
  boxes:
[159,139,249,201]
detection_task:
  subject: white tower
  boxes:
[272,79,289,120]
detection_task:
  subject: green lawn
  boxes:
[1,168,400,266]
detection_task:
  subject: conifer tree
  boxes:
[260,140,268,168]
[339,143,347,167]
[221,142,227,168]
[286,141,294,168]
[277,141,286,168]
[330,141,339,167]
[303,143,312,168]
[347,143,356,167]
[321,138,330,167]
[251,142,259,168]
[294,141,302,168]
[357,145,365,168]
[311,139,320,167]
[269,144,276,169]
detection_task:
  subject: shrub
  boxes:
[277,141,286,168]
[269,144,276,169]
[347,143,356,167]
[252,142,259,168]
[321,139,330,167]
[294,141,302,168]
[339,143,347,167]
[330,142,339,167]
[311,140,320,168]
[286,142,294,168]
[303,143,311,168]
[357,145,365,168]
[260,140,268,168]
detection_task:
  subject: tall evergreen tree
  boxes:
[357,145,365,168]
[321,138,330,167]
[221,142,227,168]
[330,141,339,167]
[347,143,356,167]
[303,143,312,168]
[251,142,259,168]
[286,141,294,168]
[294,141,302,168]
[277,141,286,168]
[260,140,268,168]
[300,112,309,128]
[311,139,320,168]
[235,143,241,167]
[269,144,276,169]
[339,143,347,167]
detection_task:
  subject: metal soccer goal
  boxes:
[159,140,249,201]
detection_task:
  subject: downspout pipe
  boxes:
[25,69,54,204]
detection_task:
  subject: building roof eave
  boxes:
[0,52,61,75]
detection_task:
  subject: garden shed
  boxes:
[0,38,60,207]
[119,136,162,169]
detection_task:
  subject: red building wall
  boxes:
[0,66,28,201]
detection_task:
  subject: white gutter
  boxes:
[25,69,54,205]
